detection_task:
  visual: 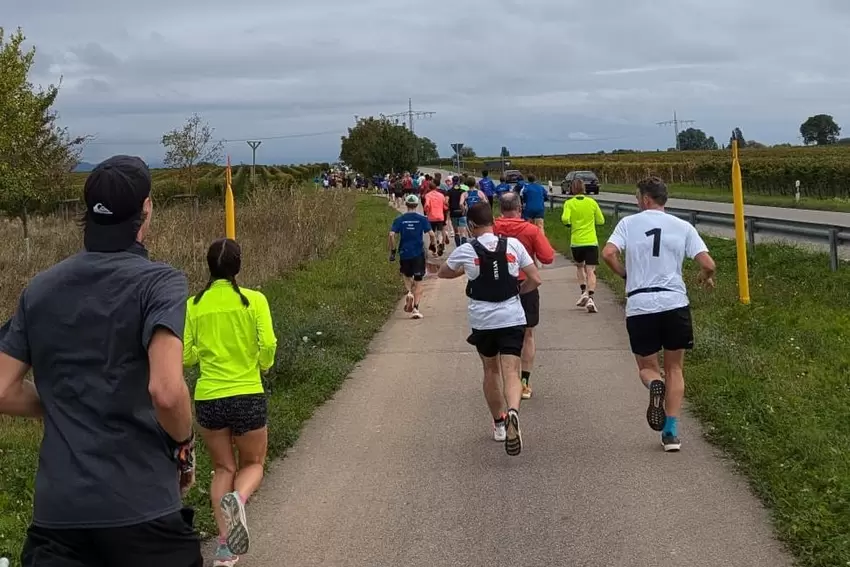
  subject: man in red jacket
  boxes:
[493,192,555,400]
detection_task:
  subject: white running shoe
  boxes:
[404,292,414,313]
[493,420,507,442]
[411,308,423,319]
[221,492,250,556]
[586,298,598,313]
[576,292,589,307]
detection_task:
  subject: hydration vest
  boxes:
[466,190,483,207]
[465,237,520,303]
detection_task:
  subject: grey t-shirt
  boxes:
[0,244,189,528]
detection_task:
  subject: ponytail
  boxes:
[229,276,250,307]
[192,277,215,305]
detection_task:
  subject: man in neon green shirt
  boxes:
[561,178,605,313]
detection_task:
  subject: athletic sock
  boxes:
[413,304,419,310]
[580,284,587,292]
[461,237,468,244]
[662,416,679,437]
[454,235,461,247]
[521,370,530,386]
[218,535,227,545]
[588,290,595,297]
[508,407,519,416]
[494,415,505,425]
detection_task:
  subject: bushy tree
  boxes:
[339,117,417,176]
[730,127,746,147]
[417,136,439,163]
[678,128,719,151]
[800,114,841,146]
[0,27,87,239]
[161,113,223,193]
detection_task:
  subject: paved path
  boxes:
[224,248,793,566]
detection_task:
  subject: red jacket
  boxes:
[493,216,555,280]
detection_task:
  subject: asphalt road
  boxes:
[424,168,850,260]
[223,243,793,566]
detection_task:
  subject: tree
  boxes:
[745,140,766,149]
[458,146,476,159]
[0,27,87,240]
[339,117,417,176]
[677,128,719,151]
[800,114,841,146]
[417,136,439,163]
[730,127,746,147]
[161,114,223,193]
[500,146,510,158]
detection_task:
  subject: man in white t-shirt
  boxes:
[601,176,716,452]
[438,203,541,456]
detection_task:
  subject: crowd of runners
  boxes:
[387,169,716,459]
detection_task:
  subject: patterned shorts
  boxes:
[195,394,268,436]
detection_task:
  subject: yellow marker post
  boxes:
[731,139,750,304]
[225,156,236,240]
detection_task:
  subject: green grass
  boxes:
[544,208,850,567]
[0,196,400,560]
[601,183,850,213]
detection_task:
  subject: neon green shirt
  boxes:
[183,280,278,401]
[561,195,605,246]
[459,184,470,192]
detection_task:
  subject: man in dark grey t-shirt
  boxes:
[0,155,202,567]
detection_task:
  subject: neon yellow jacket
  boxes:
[561,195,605,246]
[183,280,277,401]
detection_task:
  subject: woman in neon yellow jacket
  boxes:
[183,238,277,567]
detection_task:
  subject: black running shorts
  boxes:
[399,255,426,281]
[431,221,446,231]
[571,245,599,266]
[195,394,268,436]
[625,306,694,357]
[467,325,525,358]
[520,289,540,328]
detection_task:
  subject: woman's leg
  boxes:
[198,426,238,541]
[233,426,269,503]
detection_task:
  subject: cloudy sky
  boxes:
[6,0,850,165]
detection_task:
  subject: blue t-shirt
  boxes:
[494,183,512,196]
[521,183,547,213]
[479,177,496,198]
[391,212,432,260]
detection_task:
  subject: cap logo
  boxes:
[92,203,113,215]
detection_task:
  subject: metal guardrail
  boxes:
[547,194,850,271]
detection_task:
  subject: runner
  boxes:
[392,175,405,208]
[494,175,512,199]
[183,238,277,567]
[423,181,449,256]
[519,174,547,231]
[439,203,542,456]
[561,178,606,313]
[478,170,497,208]
[389,194,437,319]
[447,178,468,247]
[601,176,716,452]
[0,156,202,566]
[494,192,555,400]
[401,171,414,197]
[460,178,488,211]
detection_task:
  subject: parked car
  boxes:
[504,169,524,184]
[561,171,601,195]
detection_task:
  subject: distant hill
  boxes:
[74,162,96,172]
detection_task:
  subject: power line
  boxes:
[657,110,695,151]
[84,129,343,146]
[359,98,436,164]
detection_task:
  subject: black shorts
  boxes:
[21,509,203,567]
[399,255,426,281]
[195,394,268,436]
[393,191,403,198]
[520,289,540,328]
[625,306,694,357]
[571,245,599,265]
[467,325,525,358]
[431,221,446,231]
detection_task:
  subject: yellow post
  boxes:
[731,139,750,304]
[225,156,236,240]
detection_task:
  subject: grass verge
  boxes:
[544,207,850,567]
[0,196,400,560]
[601,183,850,213]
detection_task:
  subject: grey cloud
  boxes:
[6,0,850,164]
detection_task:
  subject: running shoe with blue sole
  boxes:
[221,492,250,556]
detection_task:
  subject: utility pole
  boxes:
[247,141,262,183]
[375,99,436,166]
[657,111,695,151]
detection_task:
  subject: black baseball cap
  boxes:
[83,155,152,252]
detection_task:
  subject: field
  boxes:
[435,145,850,203]
[543,209,850,567]
[0,186,400,560]
[63,162,330,205]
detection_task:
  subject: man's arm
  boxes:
[594,201,605,225]
[438,247,467,279]
[694,251,716,288]
[148,328,193,443]
[0,292,41,418]
[388,231,397,254]
[534,228,556,265]
[519,262,542,294]
[601,243,626,279]
[561,200,571,226]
